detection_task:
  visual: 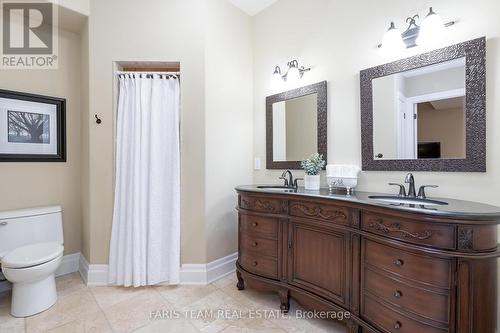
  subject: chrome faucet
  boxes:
[389,173,438,199]
[405,173,416,197]
[279,170,302,189]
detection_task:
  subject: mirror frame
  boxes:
[266,81,327,169]
[360,37,486,172]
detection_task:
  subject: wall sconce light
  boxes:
[270,59,311,90]
[379,7,456,55]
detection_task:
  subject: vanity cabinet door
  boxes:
[287,220,350,306]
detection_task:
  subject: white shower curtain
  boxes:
[108,74,180,287]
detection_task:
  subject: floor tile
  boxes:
[134,318,200,333]
[155,284,218,308]
[45,310,112,333]
[25,289,101,333]
[102,289,172,333]
[0,273,353,333]
[211,274,237,290]
[90,285,149,309]
[55,272,87,297]
[180,289,253,332]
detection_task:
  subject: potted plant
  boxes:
[301,153,326,190]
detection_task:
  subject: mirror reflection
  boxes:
[272,93,318,162]
[372,57,465,160]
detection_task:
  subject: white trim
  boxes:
[401,57,465,78]
[78,252,238,286]
[0,252,81,293]
[180,252,238,285]
[78,254,89,285]
[55,253,80,276]
[405,88,465,105]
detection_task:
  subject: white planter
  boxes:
[304,175,320,190]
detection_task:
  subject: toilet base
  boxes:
[11,274,57,318]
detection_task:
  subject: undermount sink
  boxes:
[256,185,296,191]
[368,195,449,206]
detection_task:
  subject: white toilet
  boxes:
[0,206,64,318]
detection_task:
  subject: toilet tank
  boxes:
[0,206,63,258]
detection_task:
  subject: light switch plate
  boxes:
[254,157,261,170]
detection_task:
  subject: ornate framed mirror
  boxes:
[360,37,486,172]
[266,81,327,169]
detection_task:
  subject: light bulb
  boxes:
[416,7,445,48]
[380,22,406,56]
[270,66,284,91]
[286,65,300,86]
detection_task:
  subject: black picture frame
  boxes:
[0,89,66,162]
[360,37,486,172]
[266,81,328,170]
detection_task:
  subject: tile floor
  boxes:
[0,273,345,333]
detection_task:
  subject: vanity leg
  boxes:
[278,288,290,313]
[346,319,360,333]
[236,271,245,290]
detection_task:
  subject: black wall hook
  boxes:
[95,114,102,124]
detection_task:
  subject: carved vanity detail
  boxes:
[235,187,500,333]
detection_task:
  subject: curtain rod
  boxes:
[116,71,180,75]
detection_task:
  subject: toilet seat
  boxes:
[1,242,64,269]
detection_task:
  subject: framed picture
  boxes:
[0,89,66,162]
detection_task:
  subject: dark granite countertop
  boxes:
[235,185,500,220]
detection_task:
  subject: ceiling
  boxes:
[227,0,278,16]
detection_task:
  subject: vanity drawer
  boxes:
[363,240,452,289]
[362,295,447,333]
[240,253,278,279]
[289,200,351,225]
[364,267,450,324]
[361,212,455,249]
[240,236,278,258]
[239,195,284,214]
[240,214,278,239]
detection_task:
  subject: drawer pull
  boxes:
[394,259,404,267]
[252,242,258,247]
[0,221,8,226]
[394,321,402,329]
[252,222,258,227]
[252,261,258,266]
[394,290,402,298]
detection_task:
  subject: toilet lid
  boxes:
[1,242,64,269]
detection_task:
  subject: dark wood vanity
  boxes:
[235,187,500,333]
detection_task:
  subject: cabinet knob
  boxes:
[394,290,402,298]
[394,259,404,267]
[252,222,258,227]
[394,321,402,329]
[252,242,258,247]
[252,261,258,266]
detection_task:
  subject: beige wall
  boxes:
[205,0,253,262]
[252,0,500,208]
[0,28,83,255]
[417,103,465,159]
[86,0,206,264]
[80,20,90,261]
[85,0,253,264]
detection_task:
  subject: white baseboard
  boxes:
[79,252,238,286]
[56,253,80,276]
[180,252,238,285]
[0,252,81,293]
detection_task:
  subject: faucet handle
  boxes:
[417,185,438,199]
[292,178,303,189]
[389,183,407,197]
[279,171,289,186]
